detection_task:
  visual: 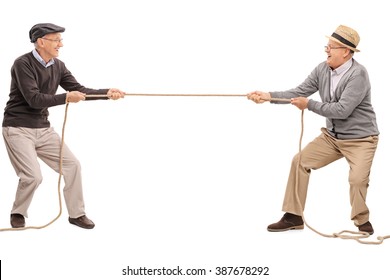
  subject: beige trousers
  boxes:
[282,128,378,226]
[2,127,86,218]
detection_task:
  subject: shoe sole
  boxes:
[360,230,374,235]
[11,224,25,228]
[68,218,95,229]
[267,225,304,232]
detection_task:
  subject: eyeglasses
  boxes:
[324,45,346,50]
[41,37,63,43]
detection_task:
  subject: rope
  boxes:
[85,93,292,102]
[1,93,388,245]
[0,103,69,232]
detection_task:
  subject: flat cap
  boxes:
[29,23,65,43]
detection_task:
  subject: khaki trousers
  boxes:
[2,127,86,218]
[282,128,378,226]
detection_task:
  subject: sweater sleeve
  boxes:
[59,62,109,100]
[307,67,370,119]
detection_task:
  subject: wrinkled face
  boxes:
[36,32,63,62]
[324,39,350,69]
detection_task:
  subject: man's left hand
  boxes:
[291,97,309,110]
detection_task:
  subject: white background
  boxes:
[0,0,389,279]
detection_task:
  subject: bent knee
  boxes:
[20,172,43,188]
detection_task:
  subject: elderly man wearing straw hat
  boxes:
[247,25,379,235]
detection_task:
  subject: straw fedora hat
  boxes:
[326,25,360,52]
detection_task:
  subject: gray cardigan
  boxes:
[270,59,379,139]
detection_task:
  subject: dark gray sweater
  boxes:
[3,51,108,128]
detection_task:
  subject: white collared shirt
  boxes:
[330,58,353,97]
[32,49,55,68]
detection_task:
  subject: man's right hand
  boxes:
[66,91,86,103]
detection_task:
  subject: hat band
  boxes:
[331,33,356,48]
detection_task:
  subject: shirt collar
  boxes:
[331,58,353,75]
[32,49,55,68]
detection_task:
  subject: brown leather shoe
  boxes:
[69,215,95,229]
[267,212,304,232]
[358,221,374,235]
[10,213,25,228]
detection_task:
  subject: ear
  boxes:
[343,48,351,58]
[37,38,45,48]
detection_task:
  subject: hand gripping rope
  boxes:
[1,93,389,245]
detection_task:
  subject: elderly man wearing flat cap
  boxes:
[247,25,379,235]
[2,23,126,229]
